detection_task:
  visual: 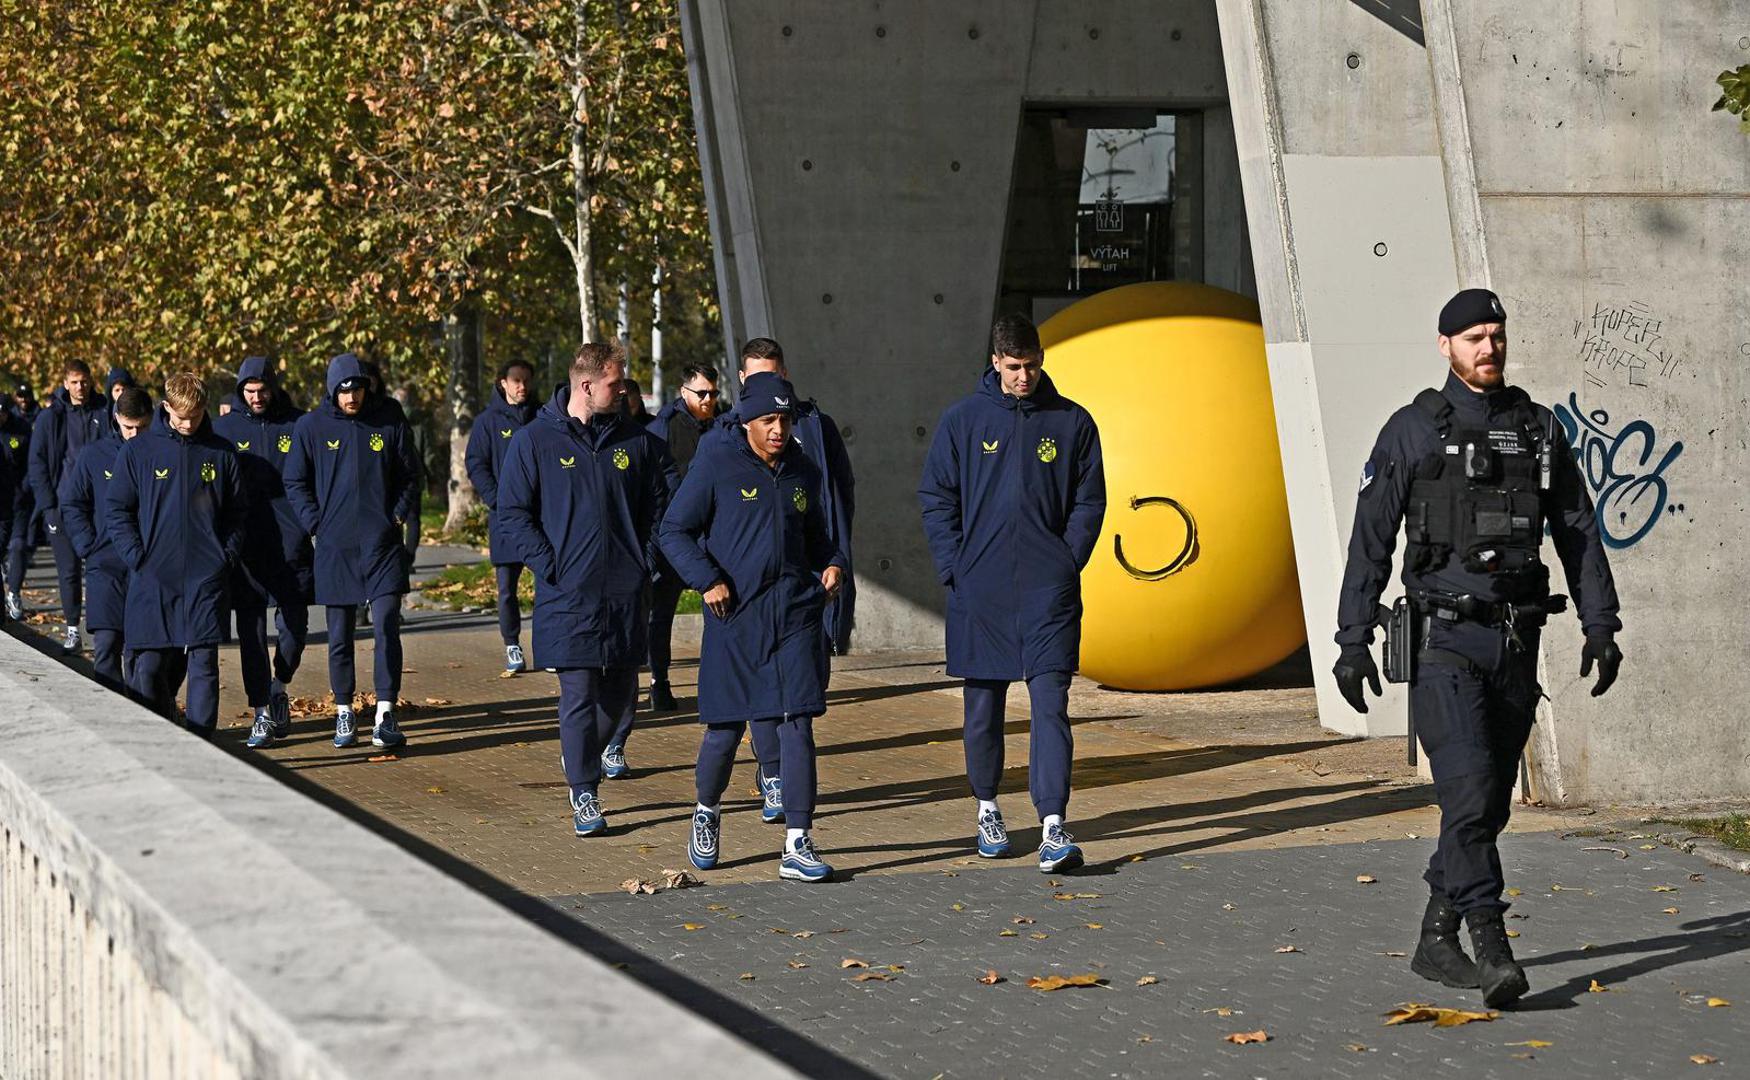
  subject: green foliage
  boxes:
[0,0,717,411]
[422,559,699,613]
[1712,63,1750,132]
[1669,814,1750,852]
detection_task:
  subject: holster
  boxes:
[1375,598,1420,767]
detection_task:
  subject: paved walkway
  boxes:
[8,548,1749,1077]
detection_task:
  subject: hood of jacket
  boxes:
[149,403,217,444]
[104,367,136,398]
[230,355,300,421]
[538,383,627,446]
[487,382,539,427]
[324,352,367,401]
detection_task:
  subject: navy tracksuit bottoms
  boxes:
[696,717,816,829]
[3,516,31,595]
[647,568,685,684]
[43,511,81,627]
[558,666,638,799]
[1410,619,1541,915]
[90,628,127,691]
[235,601,308,706]
[963,670,1074,820]
[130,646,219,731]
[495,563,524,646]
[326,595,403,703]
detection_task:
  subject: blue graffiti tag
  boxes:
[1552,392,1684,549]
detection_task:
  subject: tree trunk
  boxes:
[443,296,483,532]
[570,0,596,344]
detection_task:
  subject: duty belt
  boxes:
[1408,588,1566,631]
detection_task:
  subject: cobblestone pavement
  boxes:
[9,549,1748,1076]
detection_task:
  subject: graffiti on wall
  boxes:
[1574,300,1683,390]
[1553,392,1685,549]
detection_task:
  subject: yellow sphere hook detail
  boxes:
[1113,496,1198,581]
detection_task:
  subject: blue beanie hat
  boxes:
[736,372,797,423]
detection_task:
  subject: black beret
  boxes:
[1438,288,1507,337]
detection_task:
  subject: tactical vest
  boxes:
[1403,388,1552,596]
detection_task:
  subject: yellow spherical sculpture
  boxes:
[1041,282,1305,690]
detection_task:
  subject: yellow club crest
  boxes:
[981,439,1000,454]
[277,434,292,453]
[792,488,808,513]
[1036,437,1058,463]
[325,439,341,450]
[6,437,17,449]
[235,440,251,451]
[200,461,217,482]
[560,455,576,469]
[102,469,112,480]
[612,448,630,471]
[369,433,385,452]
[153,468,170,480]
[500,428,512,439]
[740,487,759,501]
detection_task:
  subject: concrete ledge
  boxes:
[1654,832,1750,877]
[0,629,793,1078]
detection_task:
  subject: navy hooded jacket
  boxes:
[212,356,313,605]
[106,408,246,649]
[102,367,136,435]
[918,369,1106,681]
[29,384,109,519]
[0,410,26,530]
[495,385,677,671]
[58,434,129,630]
[703,398,857,652]
[283,353,421,606]
[464,383,539,565]
[658,425,846,724]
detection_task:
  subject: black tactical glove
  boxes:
[1579,632,1622,697]
[1332,645,1382,714]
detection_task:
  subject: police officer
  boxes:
[1333,288,1623,1008]
[918,313,1106,873]
[464,358,539,675]
[213,357,313,748]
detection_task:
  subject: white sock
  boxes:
[977,799,1000,816]
[697,802,719,817]
[1043,814,1064,832]
[785,828,807,852]
[336,703,353,717]
[376,699,393,721]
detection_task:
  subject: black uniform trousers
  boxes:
[1410,617,1540,915]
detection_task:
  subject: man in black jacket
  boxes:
[29,360,108,654]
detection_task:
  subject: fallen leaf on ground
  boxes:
[999,929,1019,937]
[1551,884,1573,892]
[1129,854,1144,862]
[1588,980,1611,993]
[1026,973,1107,992]
[425,786,444,794]
[1029,932,1049,940]
[661,869,701,890]
[1085,923,1104,930]
[1136,1035,1153,1045]
[682,923,704,931]
[786,961,808,970]
[1052,892,1101,901]
[951,903,965,912]
[1274,945,1301,954]
[840,958,868,969]
[1224,1030,1269,1045]
[1012,916,1035,925]
[792,931,815,939]
[1654,885,1679,892]
[977,970,1003,985]
[829,928,850,934]
[940,869,958,877]
[886,965,906,972]
[1506,887,1522,897]
[1664,908,1682,915]
[423,697,452,706]
[366,754,397,763]
[1380,951,1408,958]
[852,971,892,982]
[1708,998,1731,1007]
[1222,903,1237,911]
[1356,875,1377,884]
[1692,1054,1718,1065]
[766,927,789,934]
[706,903,728,911]
[1506,930,1521,939]
[445,661,463,669]
[620,878,659,896]
[1346,1043,1370,1052]
[738,972,755,981]
[1383,1005,1498,1027]
[498,669,516,679]
[1136,976,1159,986]
[638,844,661,854]
[1507,1040,1554,1048]
[1203,1006,1235,1017]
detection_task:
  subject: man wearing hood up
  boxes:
[30,359,109,654]
[60,386,153,690]
[465,358,539,676]
[106,373,246,734]
[495,343,675,835]
[660,372,846,883]
[283,352,421,751]
[919,313,1106,874]
[103,367,137,432]
[213,356,313,748]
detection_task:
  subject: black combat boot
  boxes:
[649,680,677,713]
[1465,908,1529,1007]
[1410,892,1480,988]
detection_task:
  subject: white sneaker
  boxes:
[4,591,21,620]
[61,625,80,654]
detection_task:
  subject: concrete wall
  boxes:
[682,0,1245,651]
[1423,0,1750,804]
[0,631,793,1078]
[1214,0,1461,735]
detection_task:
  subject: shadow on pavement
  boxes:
[1513,908,1750,1011]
